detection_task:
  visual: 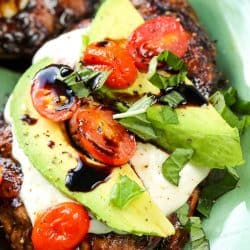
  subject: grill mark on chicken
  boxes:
[0,200,33,250]
[0,0,97,59]
[0,113,13,158]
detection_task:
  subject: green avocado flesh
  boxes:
[9,58,174,236]
[147,105,243,168]
[88,0,243,168]
[89,0,160,99]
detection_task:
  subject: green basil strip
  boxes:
[197,167,239,218]
[119,113,157,141]
[161,148,194,186]
[110,175,144,208]
[147,50,188,89]
[210,91,245,134]
[176,204,209,250]
[57,65,110,98]
[187,217,210,250]
[113,95,155,119]
[160,90,185,108]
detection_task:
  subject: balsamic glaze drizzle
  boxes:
[34,65,75,111]
[165,84,208,107]
[65,158,111,192]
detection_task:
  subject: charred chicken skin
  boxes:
[0,0,98,60]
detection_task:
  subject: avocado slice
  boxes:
[88,0,160,99]
[86,0,243,168]
[147,105,243,168]
[9,58,174,236]
[89,0,143,42]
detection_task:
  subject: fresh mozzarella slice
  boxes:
[130,143,210,215]
[33,28,87,68]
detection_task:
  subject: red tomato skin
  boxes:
[31,66,79,123]
[32,202,89,250]
[69,104,136,166]
[127,16,191,71]
[83,40,137,89]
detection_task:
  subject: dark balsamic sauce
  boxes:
[21,114,37,125]
[96,40,109,47]
[165,84,208,107]
[34,65,76,111]
[65,158,111,192]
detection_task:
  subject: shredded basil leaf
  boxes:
[160,90,185,108]
[147,105,179,125]
[162,148,194,186]
[210,91,246,134]
[57,65,110,98]
[149,71,187,89]
[187,217,210,250]
[110,175,144,208]
[197,167,239,218]
[147,51,187,89]
[222,86,237,106]
[113,95,155,119]
[119,113,157,141]
[176,203,189,226]
[157,51,187,71]
[176,204,209,250]
[233,99,250,115]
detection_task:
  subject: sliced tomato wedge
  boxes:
[127,16,191,71]
[31,66,79,122]
[32,202,89,250]
[83,40,137,89]
[69,103,136,166]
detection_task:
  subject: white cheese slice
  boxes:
[130,143,210,215]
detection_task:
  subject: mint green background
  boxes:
[0,0,250,249]
[189,1,250,249]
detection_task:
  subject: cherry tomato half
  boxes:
[83,40,137,89]
[31,66,79,122]
[127,16,191,71]
[69,103,136,166]
[32,202,89,250]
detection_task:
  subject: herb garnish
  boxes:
[160,90,185,108]
[161,148,194,186]
[113,95,155,119]
[110,175,144,208]
[210,86,250,134]
[197,167,239,217]
[176,204,210,250]
[119,114,157,141]
[147,51,188,89]
[57,65,111,98]
[210,91,245,133]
